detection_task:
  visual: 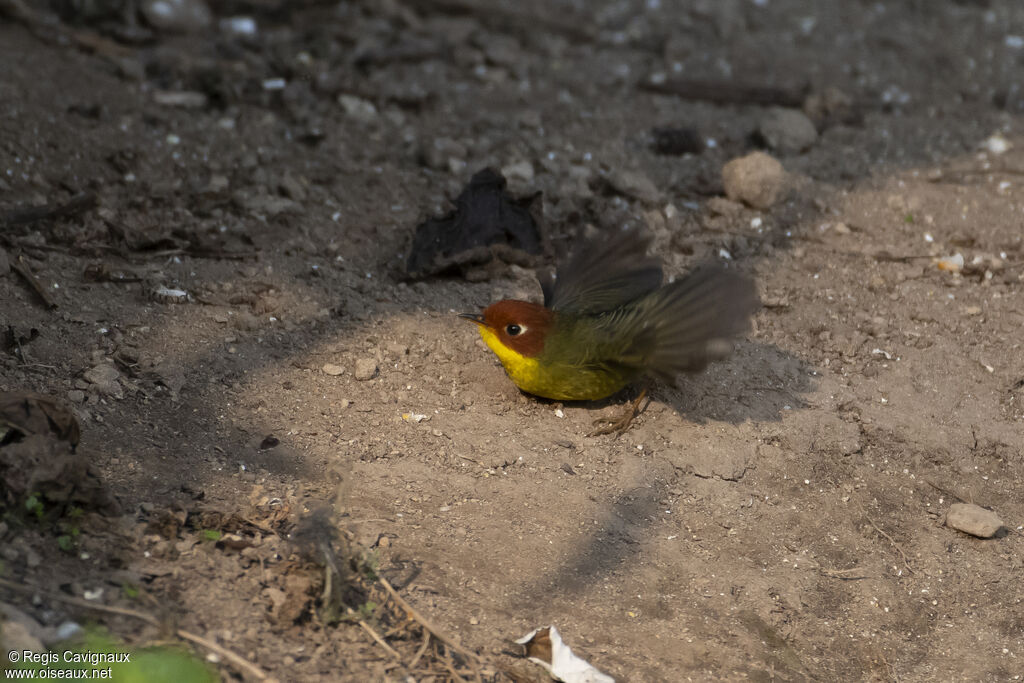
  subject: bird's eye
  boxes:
[506,324,522,336]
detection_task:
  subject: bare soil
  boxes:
[1,1,1023,681]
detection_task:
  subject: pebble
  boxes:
[501,160,535,185]
[607,168,660,204]
[354,358,378,381]
[945,503,1004,538]
[67,389,85,403]
[758,108,818,155]
[338,94,378,123]
[83,364,123,400]
[140,0,212,32]
[322,363,345,376]
[722,152,786,210]
[387,342,409,357]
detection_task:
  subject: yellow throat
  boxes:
[476,325,542,391]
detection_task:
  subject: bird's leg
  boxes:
[588,387,650,437]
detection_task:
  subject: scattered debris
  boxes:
[0,391,80,448]
[150,286,189,304]
[936,253,964,273]
[515,626,614,683]
[406,168,542,278]
[0,391,115,513]
[721,152,787,209]
[945,503,1005,539]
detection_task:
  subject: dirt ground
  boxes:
[2,1,1023,681]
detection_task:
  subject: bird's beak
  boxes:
[458,312,486,325]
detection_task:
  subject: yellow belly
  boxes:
[476,326,627,401]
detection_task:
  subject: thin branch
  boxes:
[865,517,913,574]
[0,192,96,228]
[377,576,482,681]
[11,256,57,309]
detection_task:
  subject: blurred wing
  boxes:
[541,229,663,315]
[601,262,759,380]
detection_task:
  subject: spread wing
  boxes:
[583,261,758,381]
[621,262,759,380]
[539,229,663,315]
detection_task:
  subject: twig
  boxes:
[408,630,431,670]
[0,192,96,228]
[438,642,471,683]
[358,619,404,661]
[377,577,482,681]
[865,517,913,574]
[11,255,57,309]
[640,77,808,108]
[0,577,268,681]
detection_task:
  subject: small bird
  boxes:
[460,229,758,431]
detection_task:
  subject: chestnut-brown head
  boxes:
[459,300,554,357]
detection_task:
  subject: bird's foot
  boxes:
[588,388,649,437]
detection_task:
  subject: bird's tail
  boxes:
[628,263,759,383]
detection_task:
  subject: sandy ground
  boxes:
[1,1,1023,681]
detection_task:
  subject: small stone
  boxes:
[338,94,377,122]
[67,390,86,403]
[279,172,306,202]
[945,503,1004,538]
[386,342,409,357]
[501,160,535,185]
[722,151,787,210]
[758,107,818,155]
[140,0,212,32]
[354,358,378,381]
[322,363,345,376]
[607,168,660,204]
[84,364,123,399]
